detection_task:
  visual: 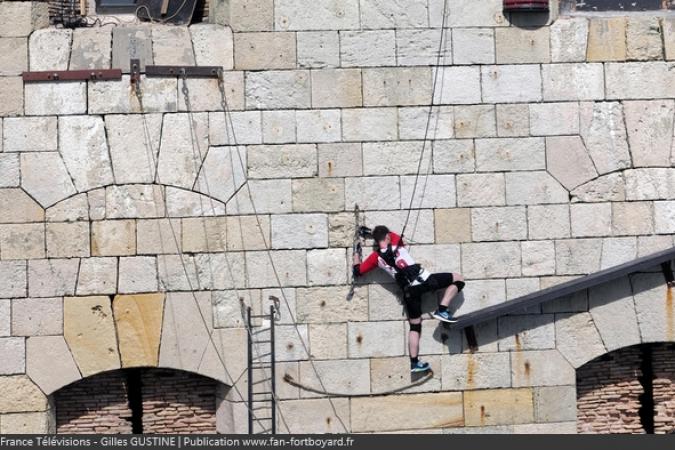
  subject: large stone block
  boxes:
[245,250,307,288]
[113,293,164,367]
[587,17,626,61]
[624,168,675,201]
[612,201,654,236]
[348,321,405,358]
[400,106,454,140]
[306,249,347,286]
[111,26,153,73]
[454,105,496,139]
[136,218,181,255]
[58,116,113,192]
[226,179,292,215]
[430,0,506,27]
[70,27,111,70]
[542,63,604,101]
[318,143,362,178]
[0,2,49,38]
[432,140,475,174]
[546,136,597,191]
[0,37,27,76]
[434,67,482,105]
[0,189,43,224]
[105,114,161,184]
[88,75,177,114]
[195,253,247,290]
[0,337,24,374]
[210,111,263,145]
[600,237,637,269]
[624,101,674,167]
[452,28,494,65]
[0,376,47,413]
[11,297,62,336]
[24,81,85,116]
[261,109,296,144]
[342,107,397,142]
[626,17,663,61]
[441,352,510,391]
[655,201,675,234]
[296,109,341,143]
[551,17,588,62]
[570,203,612,238]
[26,336,80,395]
[155,113,208,188]
[435,208,471,244]
[400,174,456,209]
[475,138,545,172]
[151,25,194,65]
[352,392,463,432]
[534,386,577,423]
[276,398,349,433]
[632,273,675,343]
[370,356,442,395]
[271,214,328,249]
[311,69,362,108]
[522,241,555,276]
[292,179,344,213]
[45,193,89,222]
[0,411,50,434]
[46,222,90,258]
[345,176,400,210]
[498,314,555,351]
[363,67,432,106]
[275,0,359,30]
[297,31,339,68]
[456,174,505,207]
[481,65,542,103]
[363,141,429,176]
[461,242,521,279]
[20,153,76,208]
[0,262,26,301]
[511,350,575,387]
[361,0,428,29]
[365,209,435,244]
[505,172,568,206]
[606,62,675,100]
[118,256,158,294]
[3,117,57,152]
[246,70,310,109]
[495,27,550,64]
[247,144,316,178]
[196,146,247,204]
[77,257,117,295]
[572,173,626,203]
[341,30,395,67]
[471,207,527,242]
[91,220,136,256]
[298,359,369,398]
[226,215,270,251]
[234,32,296,70]
[555,312,607,368]
[555,239,602,275]
[64,296,121,376]
[589,278,640,352]
[396,29,452,66]
[309,322,347,359]
[530,103,579,136]
[0,223,44,260]
[464,389,534,426]
[190,24,233,68]
[0,77,23,116]
[181,217,227,253]
[28,28,71,71]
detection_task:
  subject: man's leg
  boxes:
[404,288,428,372]
[439,272,465,309]
[408,317,422,361]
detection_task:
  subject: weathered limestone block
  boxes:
[612,201,654,235]
[159,292,213,372]
[529,103,579,136]
[364,141,429,176]
[534,386,577,423]
[28,259,79,297]
[435,208,471,244]
[626,17,663,61]
[464,389,534,426]
[0,2,49,38]
[551,17,588,62]
[89,76,177,114]
[456,174,505,207]
[0,189,43,223]
[555,239,602,275]
[587,17,626,61]
[275,323,310,362]
[342,107,397,142]
[434,67,482,105]
[196,252,247,290]
[0,37,27,76]
[624,168,675,200]
[452,28,494,65]
[371,356,442,394]
[361,0,428,28]
[632,273,675,343]
[542,63,605,101]
[606,62,675,100]
[0,337,24,374]
[309,323,346,360]
[88,188,106,220]
[366,209,434,244]
[210,111,263,145]
[77,257,117,295]
[92,220,136,256]
[113,293,165,367]
[226,215,270,251]
[511,350,574,387]
[11,297,62,336]
[246,250,307,288]
[0,376,47,413]
[45,193,89,222]
[396,29,451,66]
[624,101,674,167]
[571,173,626,203]
[665,18,675,60]
[441,353,510,391]
[311,69,362,108]
[190,24,233,68]
[638,235,674,256]
[430,0,505,27]
[454,105,496,139]
[271,214,328,249]
[157,254,199,292]
[182,72,245,111]
[431,140,475,175]
[601,237,637,269]
[655,201,675,234]
[64,296,120,376]
[25,81,84,116]
[226,180,291,215]
[462,242,521,279]
[247,144,317,178]
[111,26,153,72]
[555,312,607,368]
[297,286,366,323]
[220,0,273,31]
[28,28,71,70]
[3,117,57,152]
[507,278,540,300]
[105,114,161,184]
[26,336,80,395]
[70,27,112,69]
[0,158,11,187]
[0,223,45,259]
[481,65,542,103]
[521,241,555,277]
[307,249,347,285]
[151,25,194,65]
[298,359,369,398]
[318,143,362,178]
[495,27,550,64]
[505,172,568,206]
[570,203,612,237]
[348,321,404,358]
[367,284,405,321]
[546,136,597,191]
[400,106,454,140]
[234,32,296,70]
[400,174,456,209]
[363,67,432,106]
[345,176,400,211]
[166,187,226,217]
[589,278,640,352]
[275,0,359,30]
[213,289,263,329]
[276,398,349,433]
[0,412,50,433]
[46,222,89,258]
[156,113,209,188]
[195,147,247,203]
[19,153,75,208]
[296,109,341,143]
[292,178,344,213]
[0,77,23,116]
[181,217,227,253]
[58,116,113,191]
[297,30,339,68]
[341,30,395,67]
[118,256,158,293]
[471,207,527,242]
[352,392,463,432]
[0,261,26,299]
[498,315,555,351]
[475,138,545,172]
[246,70,310,109]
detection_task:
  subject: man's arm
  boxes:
[353,251,378,278]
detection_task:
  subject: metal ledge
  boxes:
[448,246,675,331]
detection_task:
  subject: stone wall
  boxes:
[1,0,675,434]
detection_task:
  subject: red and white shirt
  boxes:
[356,232,430,285]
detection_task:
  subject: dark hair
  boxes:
[372,225,390,243]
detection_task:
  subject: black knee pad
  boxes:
[409,323,422,333]
[453,280,466,292]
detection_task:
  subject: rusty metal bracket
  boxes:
[130,59,141,84]
[464,326,479,353]
[145,65,222,78]
[22,69,122,82]
[661,261,674,287]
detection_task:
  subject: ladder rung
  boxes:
[252,339,272,344]
[251,364,272,369]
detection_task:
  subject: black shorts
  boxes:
[403,273,454,320]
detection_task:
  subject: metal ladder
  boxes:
[246,305,277,434]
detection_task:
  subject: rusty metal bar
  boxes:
[130,59,141,84]
[22,69,122,82]
[145,65,222,78]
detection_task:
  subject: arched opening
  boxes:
[52,368,232,434]
[576,343,675,434]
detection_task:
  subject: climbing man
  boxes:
[352,226,465,374]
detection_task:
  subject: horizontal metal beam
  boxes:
[144,65,222,78]
[448,246,675,331]
[22,69,122,82]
